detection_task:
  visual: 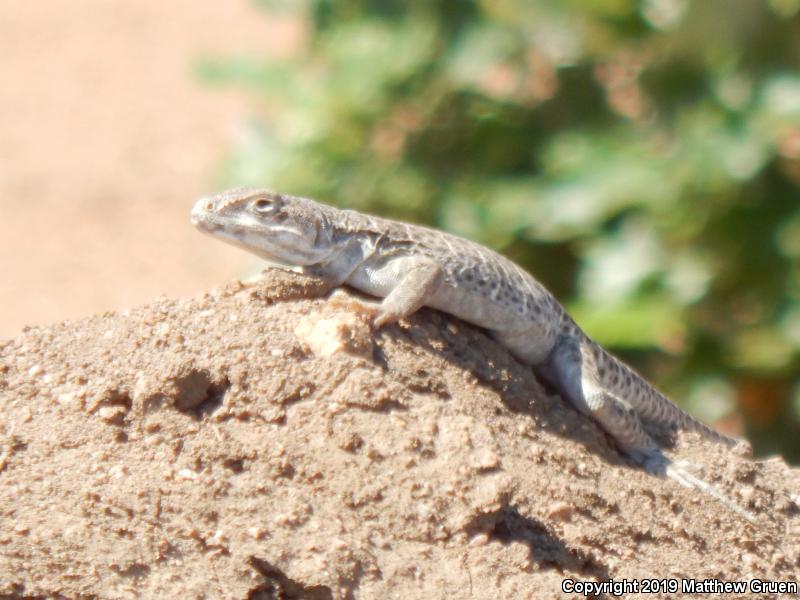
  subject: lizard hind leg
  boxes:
[543,335,755,521]
[582,387,666,469]
[542,334,665,466]
[572,383,757,522]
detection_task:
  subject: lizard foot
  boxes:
[328,290,382,322]
[665,459,756,523]
[639,450,755,523]
[327,290,405,328]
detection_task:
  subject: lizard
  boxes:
[191,187,754,521]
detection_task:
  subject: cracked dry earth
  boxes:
[0,269,798,599]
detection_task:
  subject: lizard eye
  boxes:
[251,197,278,215]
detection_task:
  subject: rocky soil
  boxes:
[0,270,798,599]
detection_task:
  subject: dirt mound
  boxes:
[0,270,797,598]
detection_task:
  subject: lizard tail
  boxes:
[600,347,741,448]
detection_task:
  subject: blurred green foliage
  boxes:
[199,0,800,460]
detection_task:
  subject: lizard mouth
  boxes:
[190,202,249,239]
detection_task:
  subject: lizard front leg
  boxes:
[333,257,445,328]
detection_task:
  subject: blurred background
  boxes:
[1,0,799,461]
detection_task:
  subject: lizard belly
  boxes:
[428,284,559,365]
[427,283,525,330]
[346,257,559,365]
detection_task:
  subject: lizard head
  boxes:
[191,188,335,266]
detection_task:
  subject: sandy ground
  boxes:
[0,270,798,598]
[0,1,303,339]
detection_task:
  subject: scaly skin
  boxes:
[191,187,752,520]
